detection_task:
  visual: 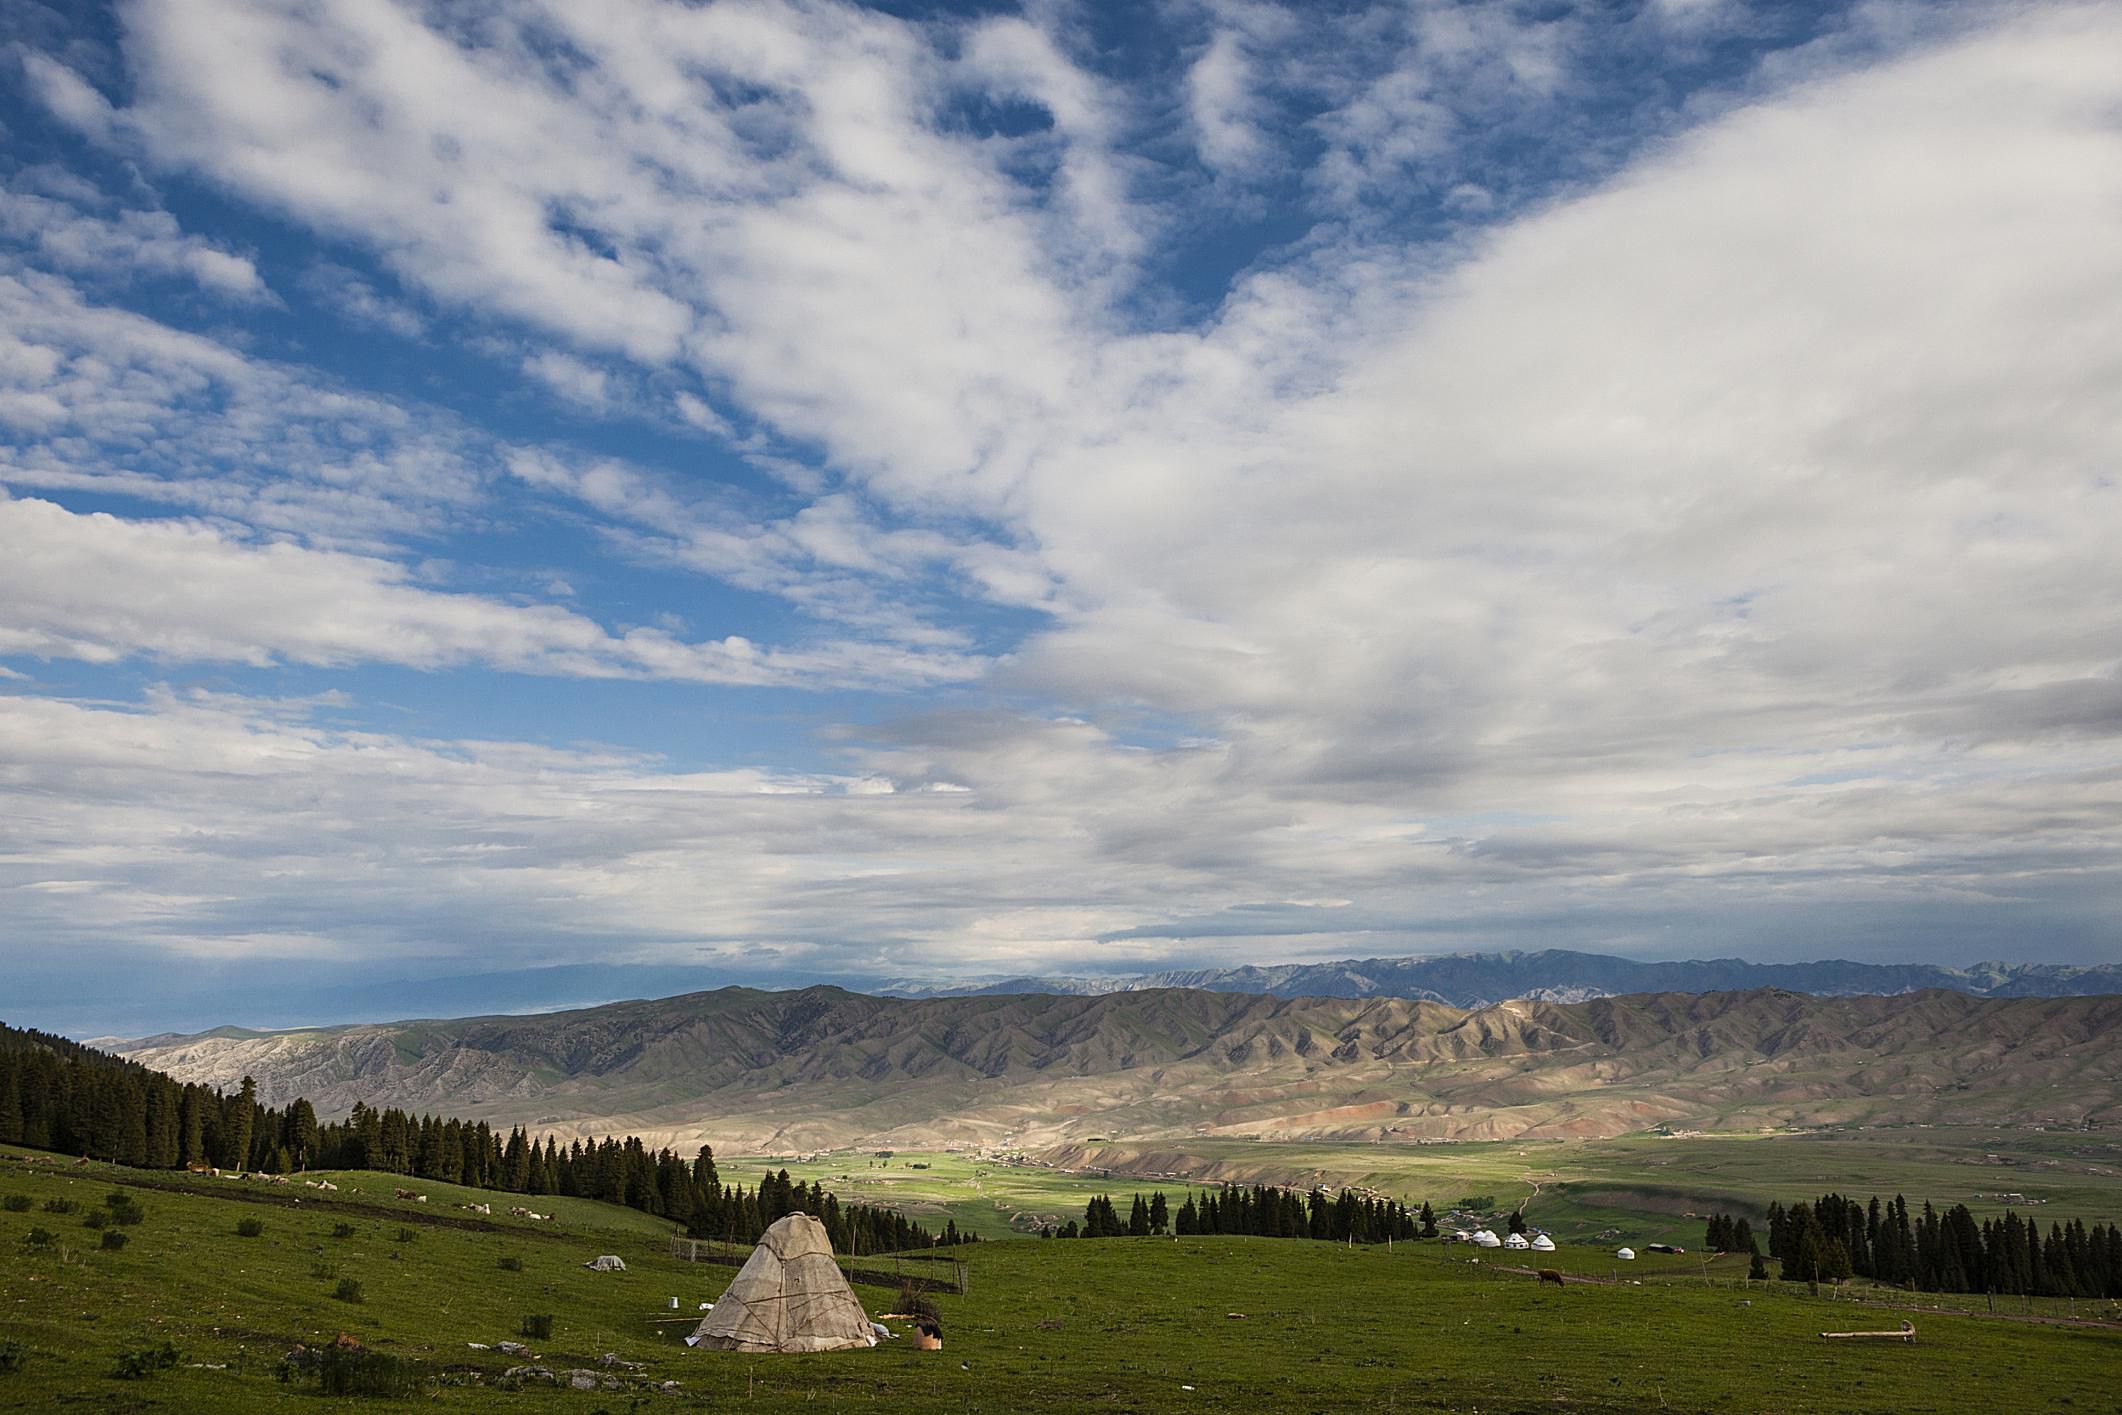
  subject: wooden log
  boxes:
[1820,1320,1915,1343]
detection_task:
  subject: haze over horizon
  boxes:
[5,0,2122,1036]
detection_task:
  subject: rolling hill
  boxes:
[110,986,2122,1155]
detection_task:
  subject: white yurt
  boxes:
[689,1213,879,1354]
[1615,1247,1637,1260]
[1503,1232,1531,1250]
[1472,1229,1502,1248]
[1530,1234,1557,1252]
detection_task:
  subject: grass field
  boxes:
[7,1150,2117,1412]
[730,1125,2122,1250]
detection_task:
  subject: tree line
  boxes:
[1054,1183,1438,1244]
[1746,1191,2122,1298]
[0,1022,967,1256]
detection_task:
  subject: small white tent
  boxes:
[1503,1232,1531,1250]
[584,1255,627,1272]
[1615,1247,1636,1260]
[1472,1229,1502,1248]
[1530,1234,1557,1252]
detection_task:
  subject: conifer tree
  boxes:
[224,1077,257,1171]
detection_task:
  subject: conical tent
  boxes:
[689,1213,878,1353]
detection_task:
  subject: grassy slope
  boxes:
[293,1169,684,1240]
[5,1154,2121,1413]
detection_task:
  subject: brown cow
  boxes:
[1537,1269,1567,1288]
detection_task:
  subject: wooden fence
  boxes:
[667,1235,969,1295]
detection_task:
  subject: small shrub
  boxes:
[331,1222,357,1239]
[895,1279,941,1326]
[19,1227,57,1252]
[0,1339,27,1374]
[41,1198,78,1215]
[235,1218,266,1238]
[99,1230,129,1252]
[111,1203,144,1226]
[394,1226,417,1243]
[519,1314,553,1341]
[113,1341,184,1380]
[497,1255,523,1272]
[82,1210,108,1230]
[316,1345,422,1397]
[104,1190,131,1208]
[310,1260,339,1280]
[334,1278,365,1304]
[1,1194,30,1213]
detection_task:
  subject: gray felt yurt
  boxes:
[688,1213,878,1353]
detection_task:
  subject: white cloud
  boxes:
[7,1,2122,984]
[1185,27,1265,176]
[299,262,425,338]
[521,350,615,411]
[33,0,1108,518]
[0,267,487,546]
[0,175,273,302]
[0,493,982,689]
[19,51,119,142]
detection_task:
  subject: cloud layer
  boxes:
[4,0,2121,1027]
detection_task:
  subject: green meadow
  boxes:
[5,1148,2119,1412]
[736,1124,2122,1248]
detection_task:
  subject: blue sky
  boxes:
[4,0,2121,1035]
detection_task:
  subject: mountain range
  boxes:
[878,950,2122,1005]
[111,984,2122,1156]
[56,949,2120,1039]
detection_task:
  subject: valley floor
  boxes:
[732,1125,2122,1248]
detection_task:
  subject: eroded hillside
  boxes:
[113,986,2122,1153]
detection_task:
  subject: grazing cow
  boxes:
[1537,1269,1567,1288]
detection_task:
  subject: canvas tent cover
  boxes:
[585,1255,627,1271]
[689,1213,878,1354]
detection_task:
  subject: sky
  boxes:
[3,0,2121,1037]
